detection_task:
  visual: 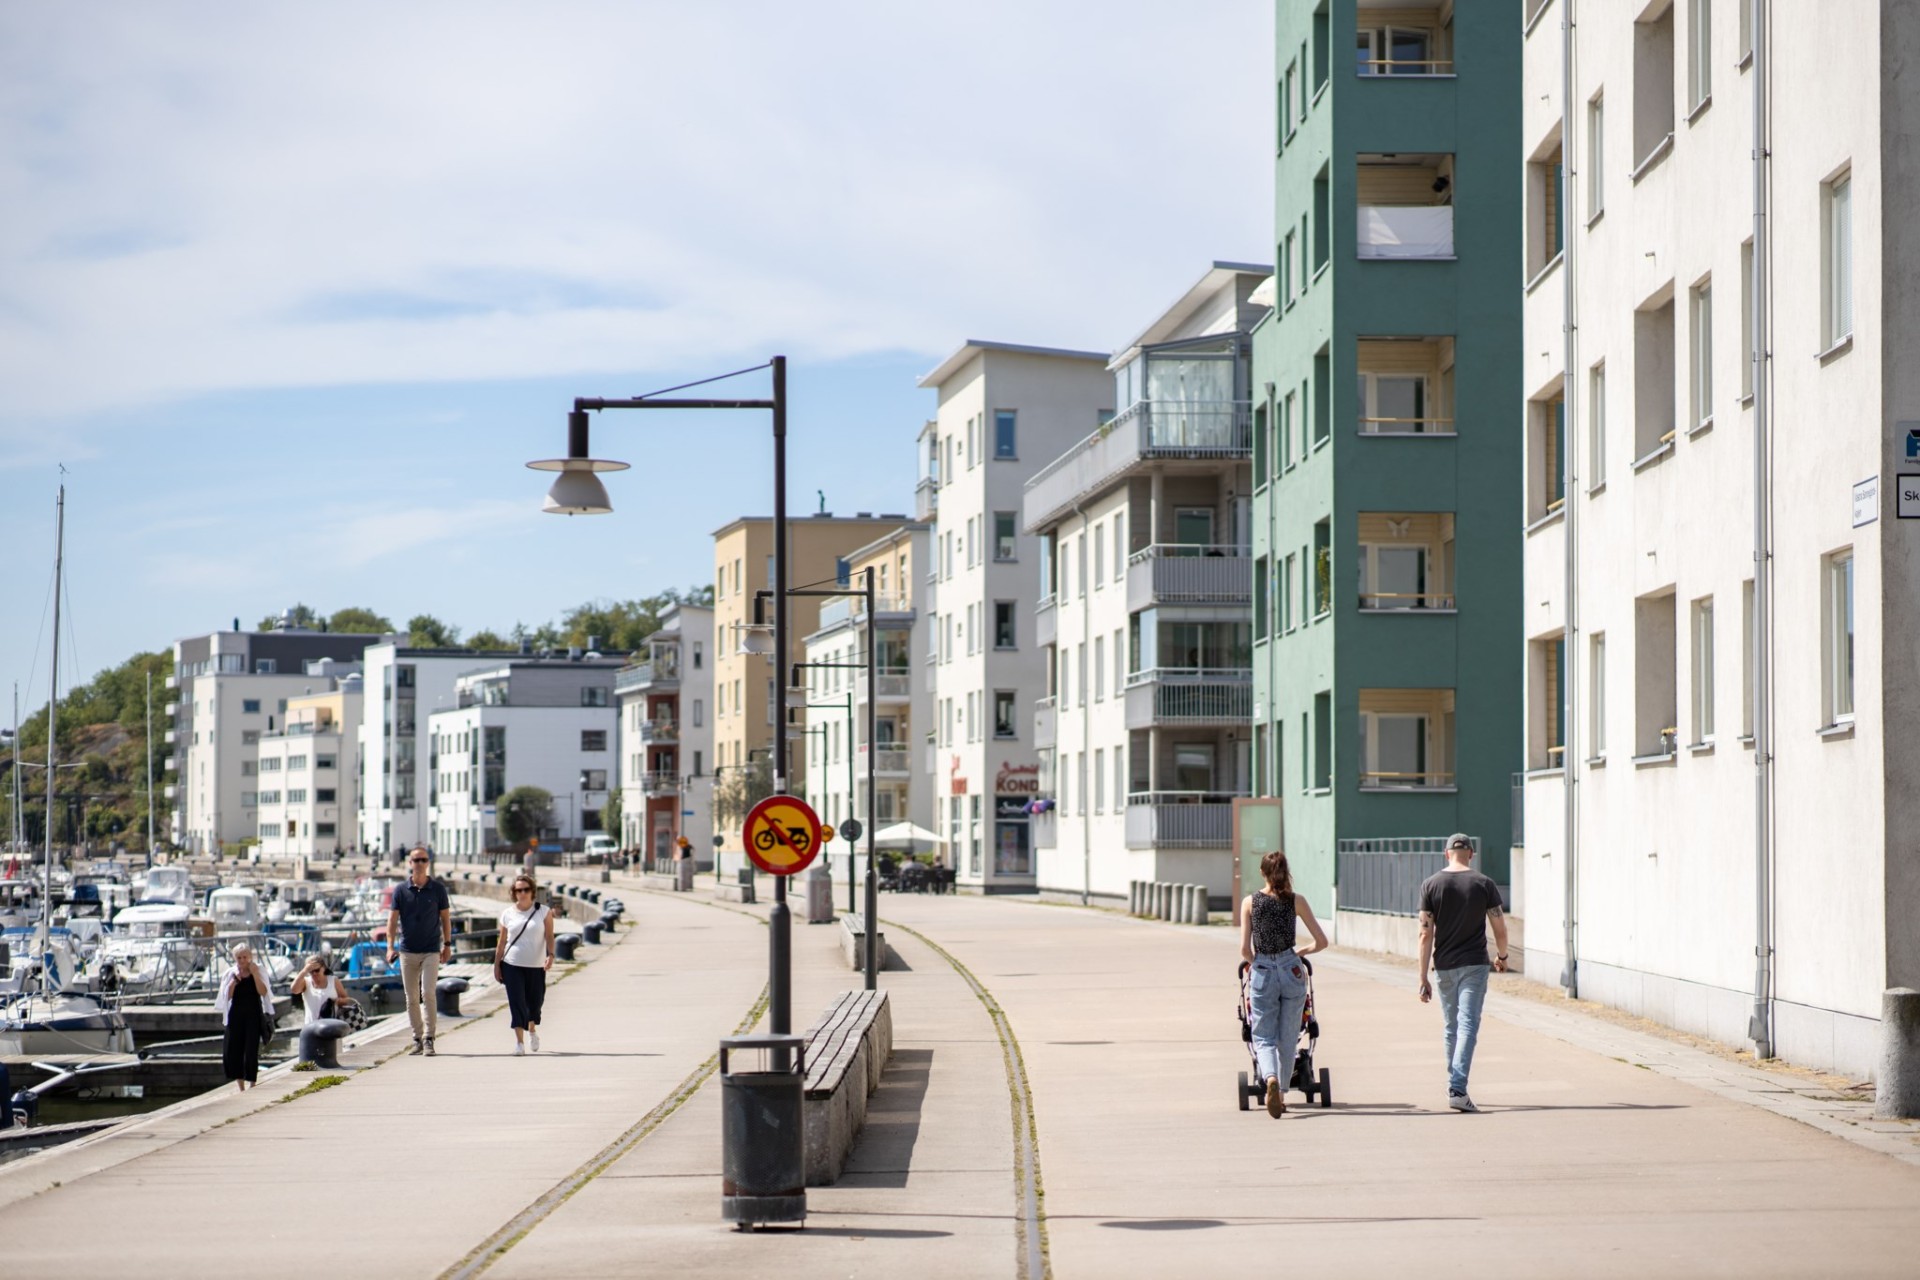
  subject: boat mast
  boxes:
[146,667,155,859]
[11,682,21,854]
[44,485,64,999]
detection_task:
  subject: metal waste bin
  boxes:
[804,862,834,924]
[719,1032,807,1228]
[736,867,757,905]
[677,859,695,892]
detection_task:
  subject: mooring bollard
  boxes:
[435,976,471,1018]
[1877,987,1920,1119]
[298,1017,351,1068]
[555,933,580,962]
[582,920,603,945]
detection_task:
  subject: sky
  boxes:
[0,2,1273,707]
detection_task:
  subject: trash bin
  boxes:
[677,860,695,892]
[804,862,835,924]
[719,1033,807,1228]
[737,867,757,905]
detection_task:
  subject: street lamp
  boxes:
[788,678,856,914]
[533,357,795,1049]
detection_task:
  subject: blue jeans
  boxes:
[1436,964,1490,1095]
[1249,951,1310,1088]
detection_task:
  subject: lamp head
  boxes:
[528,409,630,515]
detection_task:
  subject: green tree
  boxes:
[496,786,554,846]
[328,606,394,634]
[712,753,774,829]
[467,628,508,651]
[600,787,623,841]
[407,614,460,648]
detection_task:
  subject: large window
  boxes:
[1687,0,1712,112]
[1589,363,1608,489]
[1690,596,1715,744]
[581,730,608,752]
[1634,591,1678,757]
[1823,172,1853,349]
[1356,14,1450,74]
[1824,550,1854,723]
[1633,5,1676,169]
[1634,298,1677,460]
[1358,513,1455,610]
[1690,280,1713,432]
[994,511,1017,561]
[1589,632,1607,759]
[1587,95,1605,220]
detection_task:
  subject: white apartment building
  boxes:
[1023,264,1267,906]
[615,604,714,866]
[918,341,1113,891]
[801,523,931,887]
[425,653,625,858]
[168,623,384,853]
[254,678,363,858]
[1518,0,1920,1078]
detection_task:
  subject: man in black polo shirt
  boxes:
[1417,834,1509,1113]
[386,845,452,1056]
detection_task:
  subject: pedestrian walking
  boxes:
[291,955,350,1025]
[216,942,275,1092]
[1417,834,1510,1113]
[386,845,452,1057]
[1237,850,1329,1118]
[494,874,555,1055]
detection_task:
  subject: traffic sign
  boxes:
[743,794,824,876]
[839,818,863,842]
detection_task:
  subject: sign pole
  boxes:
[864,566,879,990]
[769,355,791,1063]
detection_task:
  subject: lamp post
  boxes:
[533,357,793,1048]
[789,677,856,913]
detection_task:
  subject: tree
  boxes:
[257,603,319,631]
[467,628,508,651]
[407,614,460,648]
[601,787,623,842]
[328,606,394,634]
[495,786,554,846]
[712,753,774,829]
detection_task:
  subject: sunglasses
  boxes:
[513,885,534,894]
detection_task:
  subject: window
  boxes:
[1059,752,1070,814]
[1281,230,1295,301]
[1532,636,1566,770]
[1740,240,1754,398]
[316,822,337,838]
[1357,371,1431,435]
[1586,95,1605,220]
[242,699,261,714]
[1588,363,1608,488]
[1823,172,1853,349]
[1741,579,1755,738]
[1634,591,1679,756]
[1633,6,1676,168]
[692,698,704,727]
[1283,62,1297,139]
[1690,280,1713,431]
[1093,522,1105,585]
[693,640,703,670]
[1078,753,1089,817]
[967,603,978,655]
[254,660,277,674]
[1530,393,1567,520]
[241,791,258,808]
[1094,636,1106,701]
[1357,22,1441,75]
[1312,519,1331,616]
[317,788,336,803]
[967,692,978,743]
[1528,139,1564,277]
[582,769,608,791]
[1312,690,1331,789]
[1280,555,1295,631]
[1687,0,1711,112]
[1113,518,1125,582]
[994,691,1017,739]
[316,754,336,770]
[995,512,1017,561]
[259,757,282,772]
[1094,748,1106,814]
[1589,633,1607,759]
[1113,629,1125,689]
[1690,597,1715,743]
[258,790,281,805]
[1824,550,1854,723]
[995,601,1015,650]
[581,730,608,752]
[258,823,281,838]
[287,788,308,804]
[1077,644,1087,709]
[1313,350,1331,444]
[1280,391,1295,461]
[241,730,260,745]
[1313,168,1330,271]
[995,410,1017,458]
[1076,534,1087,598]
[1634,298,1677,459]
[582,685,609,707]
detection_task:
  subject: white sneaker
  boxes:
[1448,1092,1479,1113]
[513,1041,526,1056]
[529,1031,541,1054]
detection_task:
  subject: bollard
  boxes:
[582,920,604,945]
[1147,882,1159,918]
[1190,884,1208,925]
[1182,884,1198,925]
[677,859,696,892]
[1172,884,1188,924]
[297,1017,351,1068]
[555,933,580,962]
[804,862,835,924]
[1155,882,1170,920]
[1129,880,1142,915]
[598,912,618,934]
[1877,988,1920,1119]
[436,976,471,1018]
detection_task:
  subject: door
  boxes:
[1174,507,1215,553]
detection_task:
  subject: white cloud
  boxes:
[0,1,1271,424]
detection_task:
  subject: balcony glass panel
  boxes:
[1357,155,1455,258]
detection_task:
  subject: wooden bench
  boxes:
[839,913,894,971]
[800,989,893,1185]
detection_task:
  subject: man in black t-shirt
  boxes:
[1417,834,1509,1113]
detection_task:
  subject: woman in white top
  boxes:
[290,955,350,1025]
[494,874,555,1055]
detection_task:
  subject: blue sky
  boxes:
[0,2,1272,700]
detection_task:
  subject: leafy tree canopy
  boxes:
[495,785,554,846]
[328,606,394,633]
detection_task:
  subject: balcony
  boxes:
[163,784,177,800]
[1124,792,1242,849]
[1033,697,1057,749]
[164,673,177,690]
[1024,399,1252,531]
[1358,513,1456,611]
[164,702,179,717]
[915,475,938,521]
[616,653,679,694]
[1359,688,1457,792]
[1358,338,1456,435]
[1357,156,1455,259]
[818,595,916,631]
[1124,669,1254,728]
[857,744,912,775]
[853,670,912,703]
[1035,596,1056,649]
[164,755,177,771]
[638,718,679,744]
[1032,809,1057,850]
[1126,545,1251,610]
[163,728,177,745]
[637,770,679,796]
[1356,9,1454,75]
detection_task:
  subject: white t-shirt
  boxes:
[498,903,549,967]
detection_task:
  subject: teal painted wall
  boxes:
[1253,0,1523,910]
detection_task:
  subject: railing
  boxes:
[1024,399,1251,529]
[1357,58,1454,75]
[1335,839,1452,915]
[1359,591,1457,610]
[1357,205,1454,259]
[1124,669,1253,726]
[1512,772,1526,846]
[854,671,912,700]
[1032,810,1057,850]
[1035,596,1056,649]
[1127,545,1251,608]
[1033,697,1057,748]
[1124,793,1243,849]
[1359,415,1455,436]
[638,719,678,743]
[637,770,679,795]
[1358,770,1457,790]
[616,660,678,692]
[915,475,938,521]
[857,745,911,773]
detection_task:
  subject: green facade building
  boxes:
[1250,1,1522,910]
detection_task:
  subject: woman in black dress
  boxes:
[218,942,274,1091]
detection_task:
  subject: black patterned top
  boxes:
[1250,890,1297,955]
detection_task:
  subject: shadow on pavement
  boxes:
[834,1048,933,1190]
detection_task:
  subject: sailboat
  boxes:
[0,487,135,1057]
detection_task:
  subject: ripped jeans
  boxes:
[1249,950,1310,1088]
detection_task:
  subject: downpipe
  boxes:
[1559,0,1581,999]
[1747,0,1776,1058]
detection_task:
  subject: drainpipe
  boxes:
[1559,0,1582,998]
[1072,497,1092,906]
[1748,0,1775,1059]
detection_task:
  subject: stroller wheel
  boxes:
[1318,1067,1333,1109]
[1237,1070,1250,1111]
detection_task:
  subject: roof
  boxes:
[916,339,1110,389]
[1112,262,1273,363]
[710,513,909,539]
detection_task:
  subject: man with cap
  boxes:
[1416,833,1509,1113]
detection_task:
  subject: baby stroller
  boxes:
[1235,957,1333,1110]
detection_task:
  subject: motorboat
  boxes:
[111,900,193,940]
[207,886,264,935]
[138,866,194,907]
[0,989,135,1056]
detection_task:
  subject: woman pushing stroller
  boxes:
[1239,850,1329,1117]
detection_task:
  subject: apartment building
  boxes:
[614,603,715,865]
[709,513,908,868]
[359,641,564,855]
[254,677,363,859]
[1250,1,1524,913]
[1519,0,1920,1078]
[1024,265,1268,905]
[801,523,931,887]
[167,622,384,853]
[918,341,1113,891]
[425,653,625,857]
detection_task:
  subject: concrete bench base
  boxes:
[839,914,895,972]
[714,881,756,905]
[802,990,892,1186]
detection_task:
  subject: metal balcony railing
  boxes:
[1025,399,1252,529]
[854,671,912,700]
[857,745,911,773]
[1358,769,1457,791]
[1359,590,1457,610]
[1123,669,1253,727]
[1127,544,1251,608]
[1123,792,1243,848]
[638,719,678,743]
[637,770,679,795]
[1336,837,1499,916]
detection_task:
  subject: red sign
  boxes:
[742,794,824,876]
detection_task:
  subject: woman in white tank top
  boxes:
[495,874,556,1055]
[292,956,349,1024]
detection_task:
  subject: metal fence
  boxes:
[1335,836,1468,916]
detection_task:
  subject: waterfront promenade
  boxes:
[3,878,1918,1278]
